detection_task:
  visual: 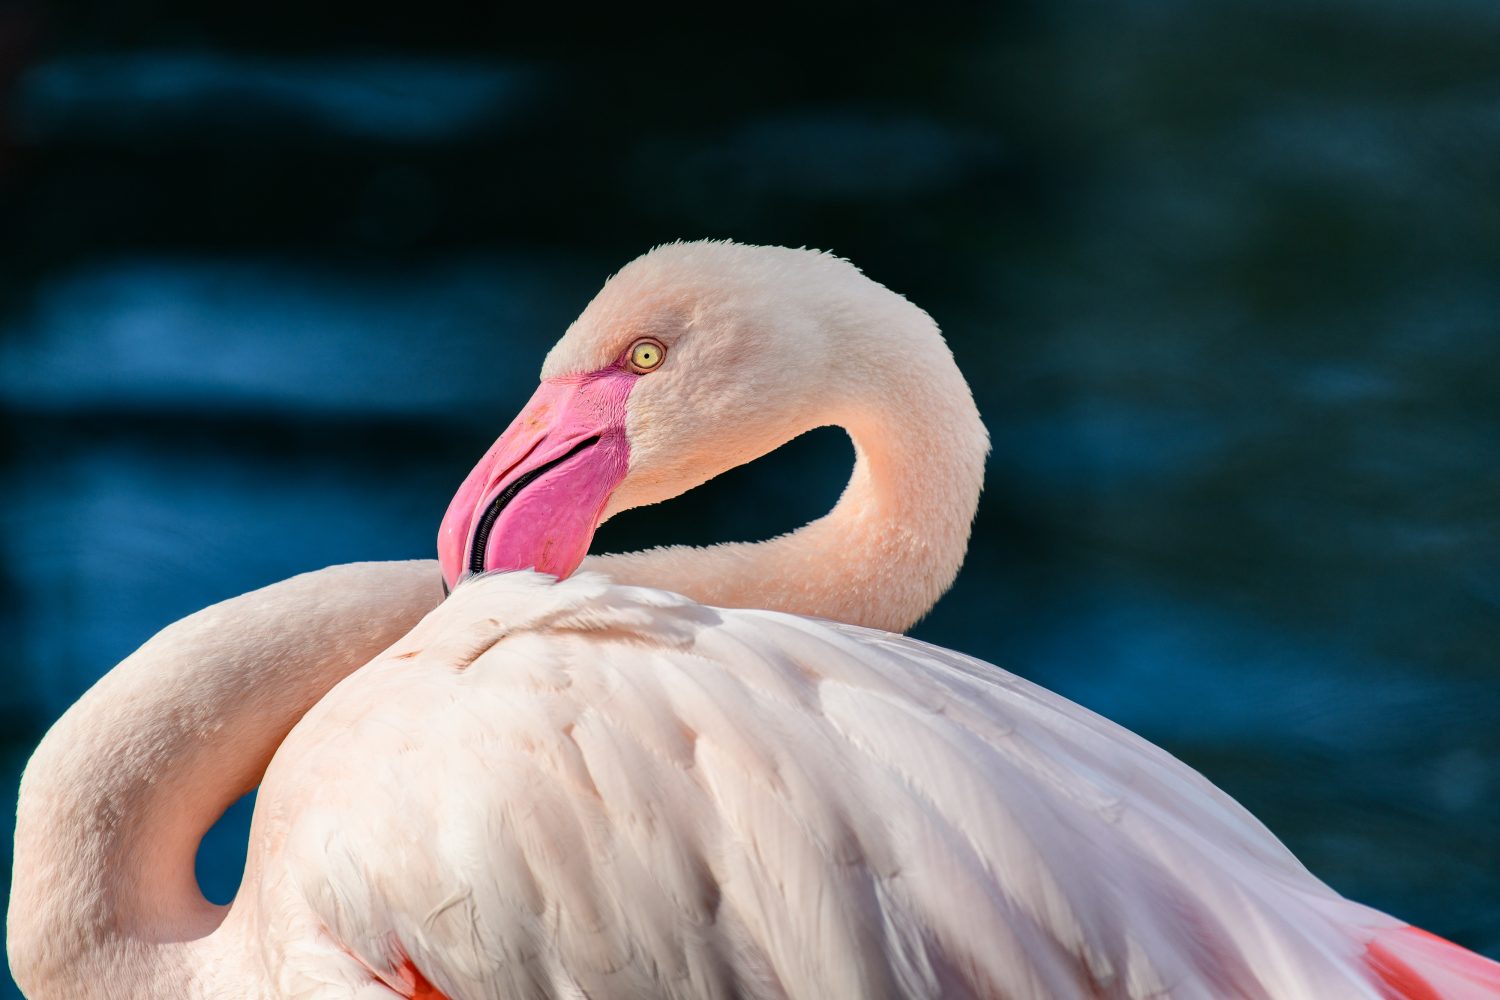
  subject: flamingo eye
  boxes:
[627,338,666,373]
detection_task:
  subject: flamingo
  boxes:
[8,241,1499,999]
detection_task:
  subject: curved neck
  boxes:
[587,330,988,633]
[7,561,443,997]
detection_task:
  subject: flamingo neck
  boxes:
[7,561,443,998]
[586,325,988,633]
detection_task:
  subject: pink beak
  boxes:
[438,370,636,592]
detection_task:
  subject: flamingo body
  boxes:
[224,569,1467,999]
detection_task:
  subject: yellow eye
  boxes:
[627,338,666,373]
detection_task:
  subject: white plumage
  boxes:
[231,569,1405,999]
[10,241,1498,999]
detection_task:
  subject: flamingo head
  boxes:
[438,241,854,592]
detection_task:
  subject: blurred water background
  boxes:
[2,2,1498,994]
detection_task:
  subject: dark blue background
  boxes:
[3,2,1498,995]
